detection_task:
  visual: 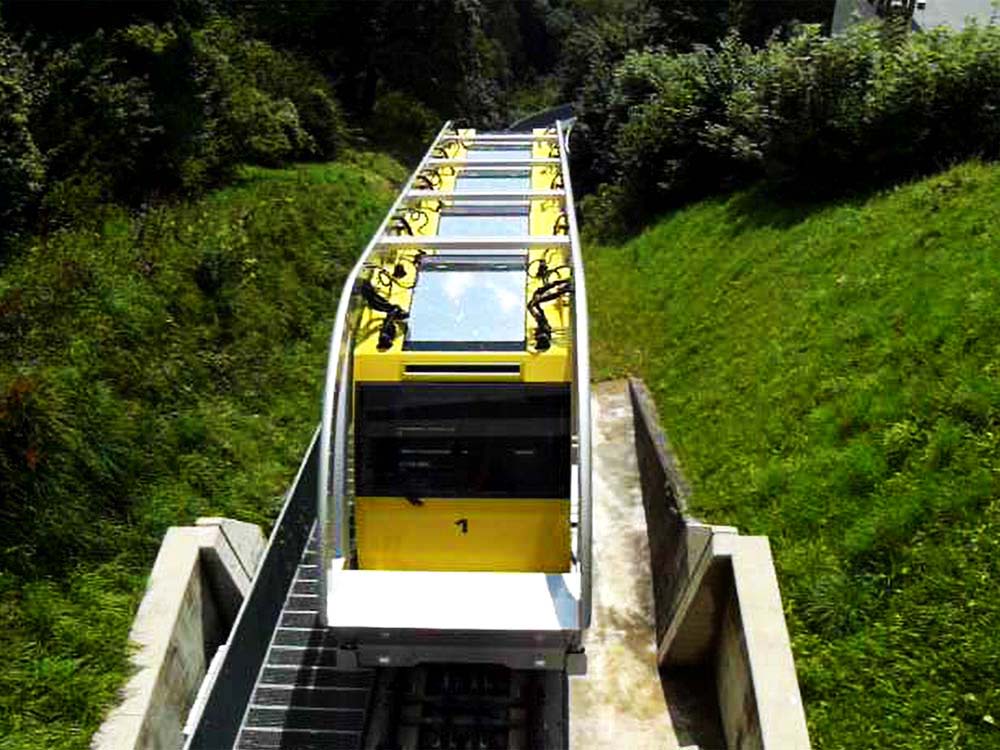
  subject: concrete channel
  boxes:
[570,381,722,749]
[95,380,810,750]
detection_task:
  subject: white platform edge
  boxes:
[326,562,581,632]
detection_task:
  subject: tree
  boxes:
[0,26,44,245]
[728,0,835,46]
[650,0,728,48]
[241,0,506,124]
[873,0,917,45]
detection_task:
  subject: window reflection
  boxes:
[356,384,571,499]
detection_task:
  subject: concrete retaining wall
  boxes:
[629,378,811,750]
[91,518,265,750]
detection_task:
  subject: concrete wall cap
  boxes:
[196,516,266,577]
[93,519,266,750]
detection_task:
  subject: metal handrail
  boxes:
[556,118,593,630]
[318,121,455,624]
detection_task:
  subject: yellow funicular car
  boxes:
[317,121,591,674]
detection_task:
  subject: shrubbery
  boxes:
[193,18,348,172]
[559,9,666,192]
[584,36,768,222]
[0,28,44,244]
[368,90,444,164]
[574,21,1000,232]
[242,0,516,129]
[1,14,349,250]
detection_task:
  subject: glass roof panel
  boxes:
[454,173,531,192]
[438,213,529,237]
[406,259,526,350]
[465,147,532,162]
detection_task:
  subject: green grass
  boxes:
[0,152,405,749]
[587,161,1000,749]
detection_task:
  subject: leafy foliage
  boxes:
[575,20,1000,233]
[1,11,352,248]
[192,18,347,172]
[30,17,349,205]
[728,0,834,46]
[368,89,445,164]
[241,0,512,127]
[595,36,768,222]
[561,8,667,191]
[0,27,43,243]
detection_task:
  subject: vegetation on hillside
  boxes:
[6,1,998,748]
[1,0,837,255]
[587,161,1000,748]
[572,20,1000,233]
[0,12,348,251]
[0,154,404,748]
[0,0,585,254]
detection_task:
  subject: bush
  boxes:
[193,18,348,169]
[563,9,666,192]
[764,22,1000,187]
[612,36,767,221]
[729,0,835,47]
[575,20,1000,231]
[1,14,351,243]
[0,28,45,245]
[368,90,443,164]
[758,23,884,185]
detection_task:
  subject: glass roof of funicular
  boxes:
[437,204,530,237]
[454,169,530,193]
[405,255,527,351]
[404,145,533,352]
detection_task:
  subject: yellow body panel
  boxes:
[356,497,571,572]
[353,347,570,383]
[350,129,574,573]
[352,130,572,384]
[530,130,564,237]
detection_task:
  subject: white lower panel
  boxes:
[326,563,581,632]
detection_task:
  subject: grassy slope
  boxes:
[0,153,404,750]
[587,161,1000,748]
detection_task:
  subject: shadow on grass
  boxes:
[721,181,884,235]
[580,177,886,247]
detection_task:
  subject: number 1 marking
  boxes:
[455,518,469,534]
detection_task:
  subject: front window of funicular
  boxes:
[353,383,572,573]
